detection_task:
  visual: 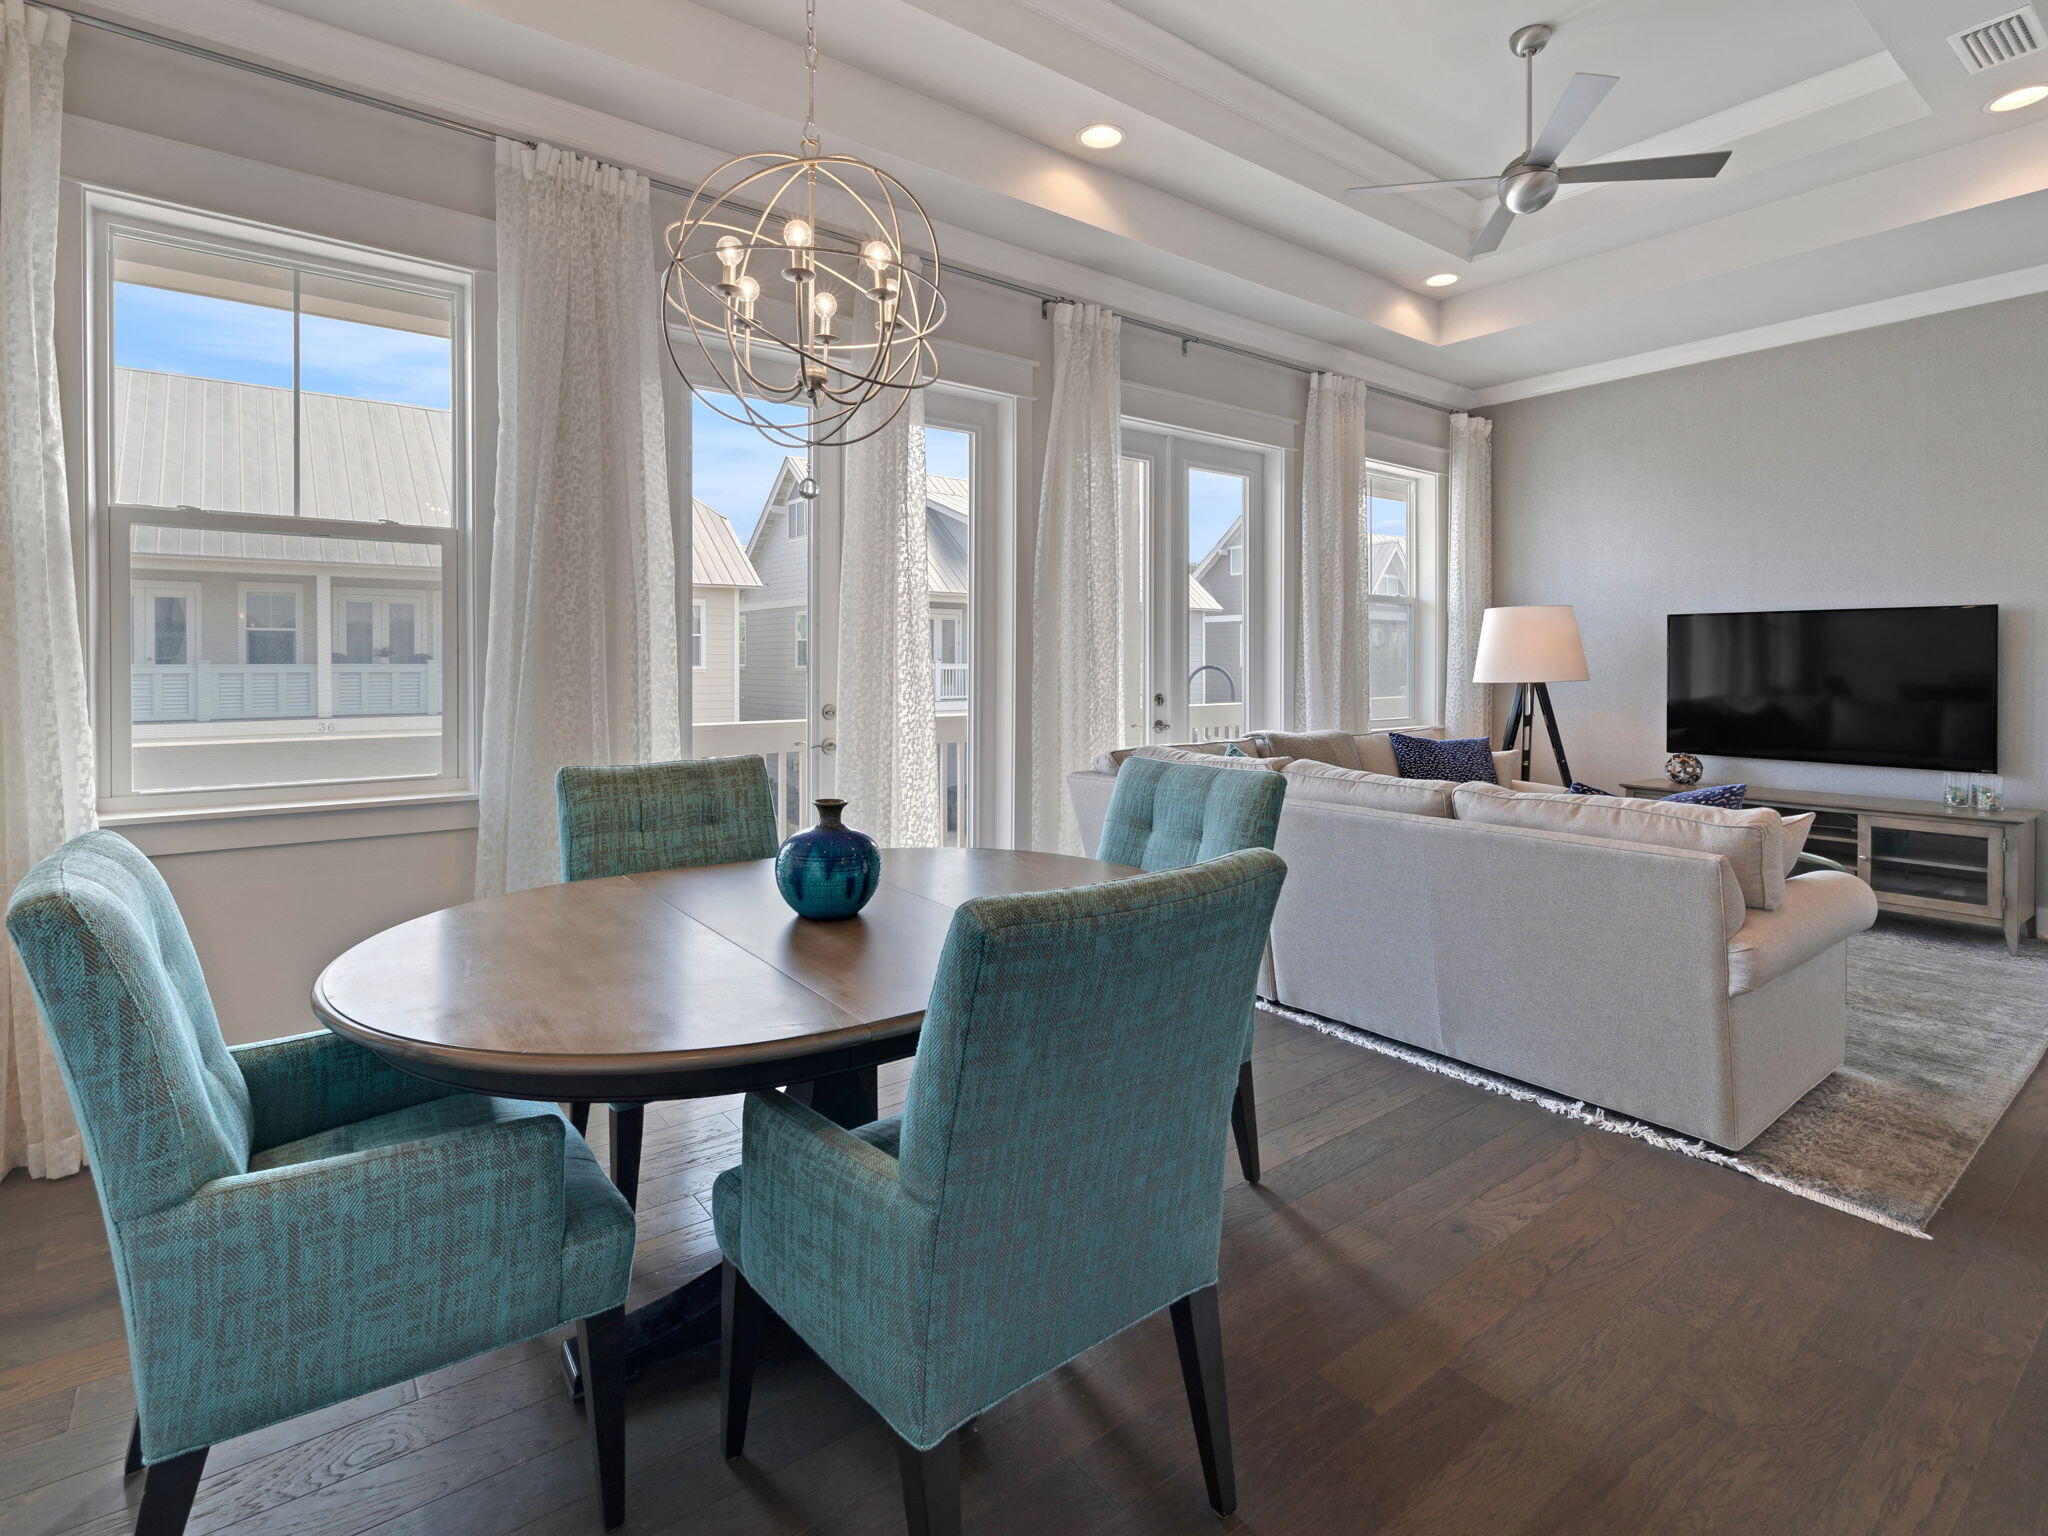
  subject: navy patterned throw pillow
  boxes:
[1567,781,1613,797]
[1387,733,1498,784]
[1667,782,1748,809]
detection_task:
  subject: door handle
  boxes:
[1152,720,1170,734]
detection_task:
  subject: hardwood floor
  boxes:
[6,1011,2048,1536]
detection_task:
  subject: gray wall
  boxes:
[1486,292,2048,916]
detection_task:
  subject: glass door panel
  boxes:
[1186,467,1247,743]
[1866,820,1998,914]
[689,388,813,835]
[924,423,973,846]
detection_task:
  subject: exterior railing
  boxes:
[131,662,442,723]
[694,711,971,846]
[934,662,968,703]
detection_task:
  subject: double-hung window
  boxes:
[90,193,471,811]
[1361,463,1442,729]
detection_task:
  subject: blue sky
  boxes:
[114,283,453,409]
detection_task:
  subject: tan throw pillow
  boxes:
[1247,729,1362,771]
[1281,760,1457,817]
[1451,782,1799,909]
[1127,744,1289,772]
[1779,812,1816,875]
[1355,732,1403,776]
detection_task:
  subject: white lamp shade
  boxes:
[1472,605,1589,684]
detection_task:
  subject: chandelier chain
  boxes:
[802,0,820,157]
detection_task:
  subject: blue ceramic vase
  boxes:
[775,798,881,920]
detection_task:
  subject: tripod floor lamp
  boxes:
[1473,605,1589,785]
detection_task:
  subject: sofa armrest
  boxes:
[1727,870,1878,996]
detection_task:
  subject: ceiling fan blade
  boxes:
[1528,72,1618,166]
[1556,151,1733,183]
[1469,202,1517,258]
[1344,177,1499,196]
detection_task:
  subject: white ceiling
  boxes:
[103,0,2048,403]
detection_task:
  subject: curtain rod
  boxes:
[46,3,1459,417]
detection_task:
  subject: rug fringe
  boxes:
[1256,998,1933,1240]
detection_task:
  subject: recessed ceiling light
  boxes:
[1076,123,1125,149]
[1985,84,2048,112]
[1424,272,1461,287]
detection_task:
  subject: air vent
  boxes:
[1949,6,2044,72]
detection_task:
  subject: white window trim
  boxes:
[691,598,706,669]
[793,611,810,669]
[786,497,809,539]
[238,582,305,665]
[87,189,474,816]
[737,612,748,669]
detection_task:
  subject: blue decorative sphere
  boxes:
[775,798,881,920]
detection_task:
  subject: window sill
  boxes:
[102,789,479,857]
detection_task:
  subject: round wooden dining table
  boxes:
[312,845,1137,1388]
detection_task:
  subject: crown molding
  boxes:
[1467,256,2048,408]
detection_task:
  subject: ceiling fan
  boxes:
[1345,22,1733,259]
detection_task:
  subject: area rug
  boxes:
[1258,917,2048,1238]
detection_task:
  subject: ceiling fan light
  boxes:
[1424,273,1460,287]
[1985,84,2048,112]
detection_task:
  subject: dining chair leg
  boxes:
[124,1415,143,1478]
[1170,1286,1236,1516]
[1231,1061,1261,1185]
[135,1446,207,1536]
[609,1106,644,1209]
[720,1261,765,1459]
[895,1428,962,1536]
[576,1306,626,1531]
[567,1102,590,1136]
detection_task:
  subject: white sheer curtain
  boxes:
[1294,372,1373,732]
[836,393,938,847]
[0,0,88,1180]
[1442,412,1495,739]
[1028,303,1122,854]
[477,140,680,896]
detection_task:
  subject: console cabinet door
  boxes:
[1859,816,2002,920]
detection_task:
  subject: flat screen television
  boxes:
[1667,605,1997,771]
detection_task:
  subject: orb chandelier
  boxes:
[662,0,944,450]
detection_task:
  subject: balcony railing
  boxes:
[934,661,968,703]
[132,662,442,723]
[694,711,971,846]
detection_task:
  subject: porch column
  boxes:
[315,573,334,719]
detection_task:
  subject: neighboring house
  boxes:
[687,499,764,723]
[1184,518,1409,703]
[119,368,760,738]
[739,457,970,721]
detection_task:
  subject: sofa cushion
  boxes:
[1091,739,1265,774]
[1125,744,1288,772]
[1246,729,1360,770]
[1280,760,1458,817]
[1389,733,1499,784]
[1451,782,1799,909]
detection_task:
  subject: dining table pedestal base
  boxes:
[560,1064,880,1399]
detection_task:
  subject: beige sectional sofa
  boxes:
[1068,729,1878,1149]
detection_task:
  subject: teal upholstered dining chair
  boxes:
[6,832,637,1536]
[714,848,1287,1535]
[556,755,781,1206]
[1094,755,1286,1182]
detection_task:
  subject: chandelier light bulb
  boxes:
[783,218,814,248]
[812,289,839,341]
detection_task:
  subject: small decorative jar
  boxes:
[1943,772,1972,809]
[1664,753,1703,786]
[775,798,881,920]
[1972,775,2005,813]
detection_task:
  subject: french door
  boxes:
[1120,426,1268,747]
[680,376,999,844]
